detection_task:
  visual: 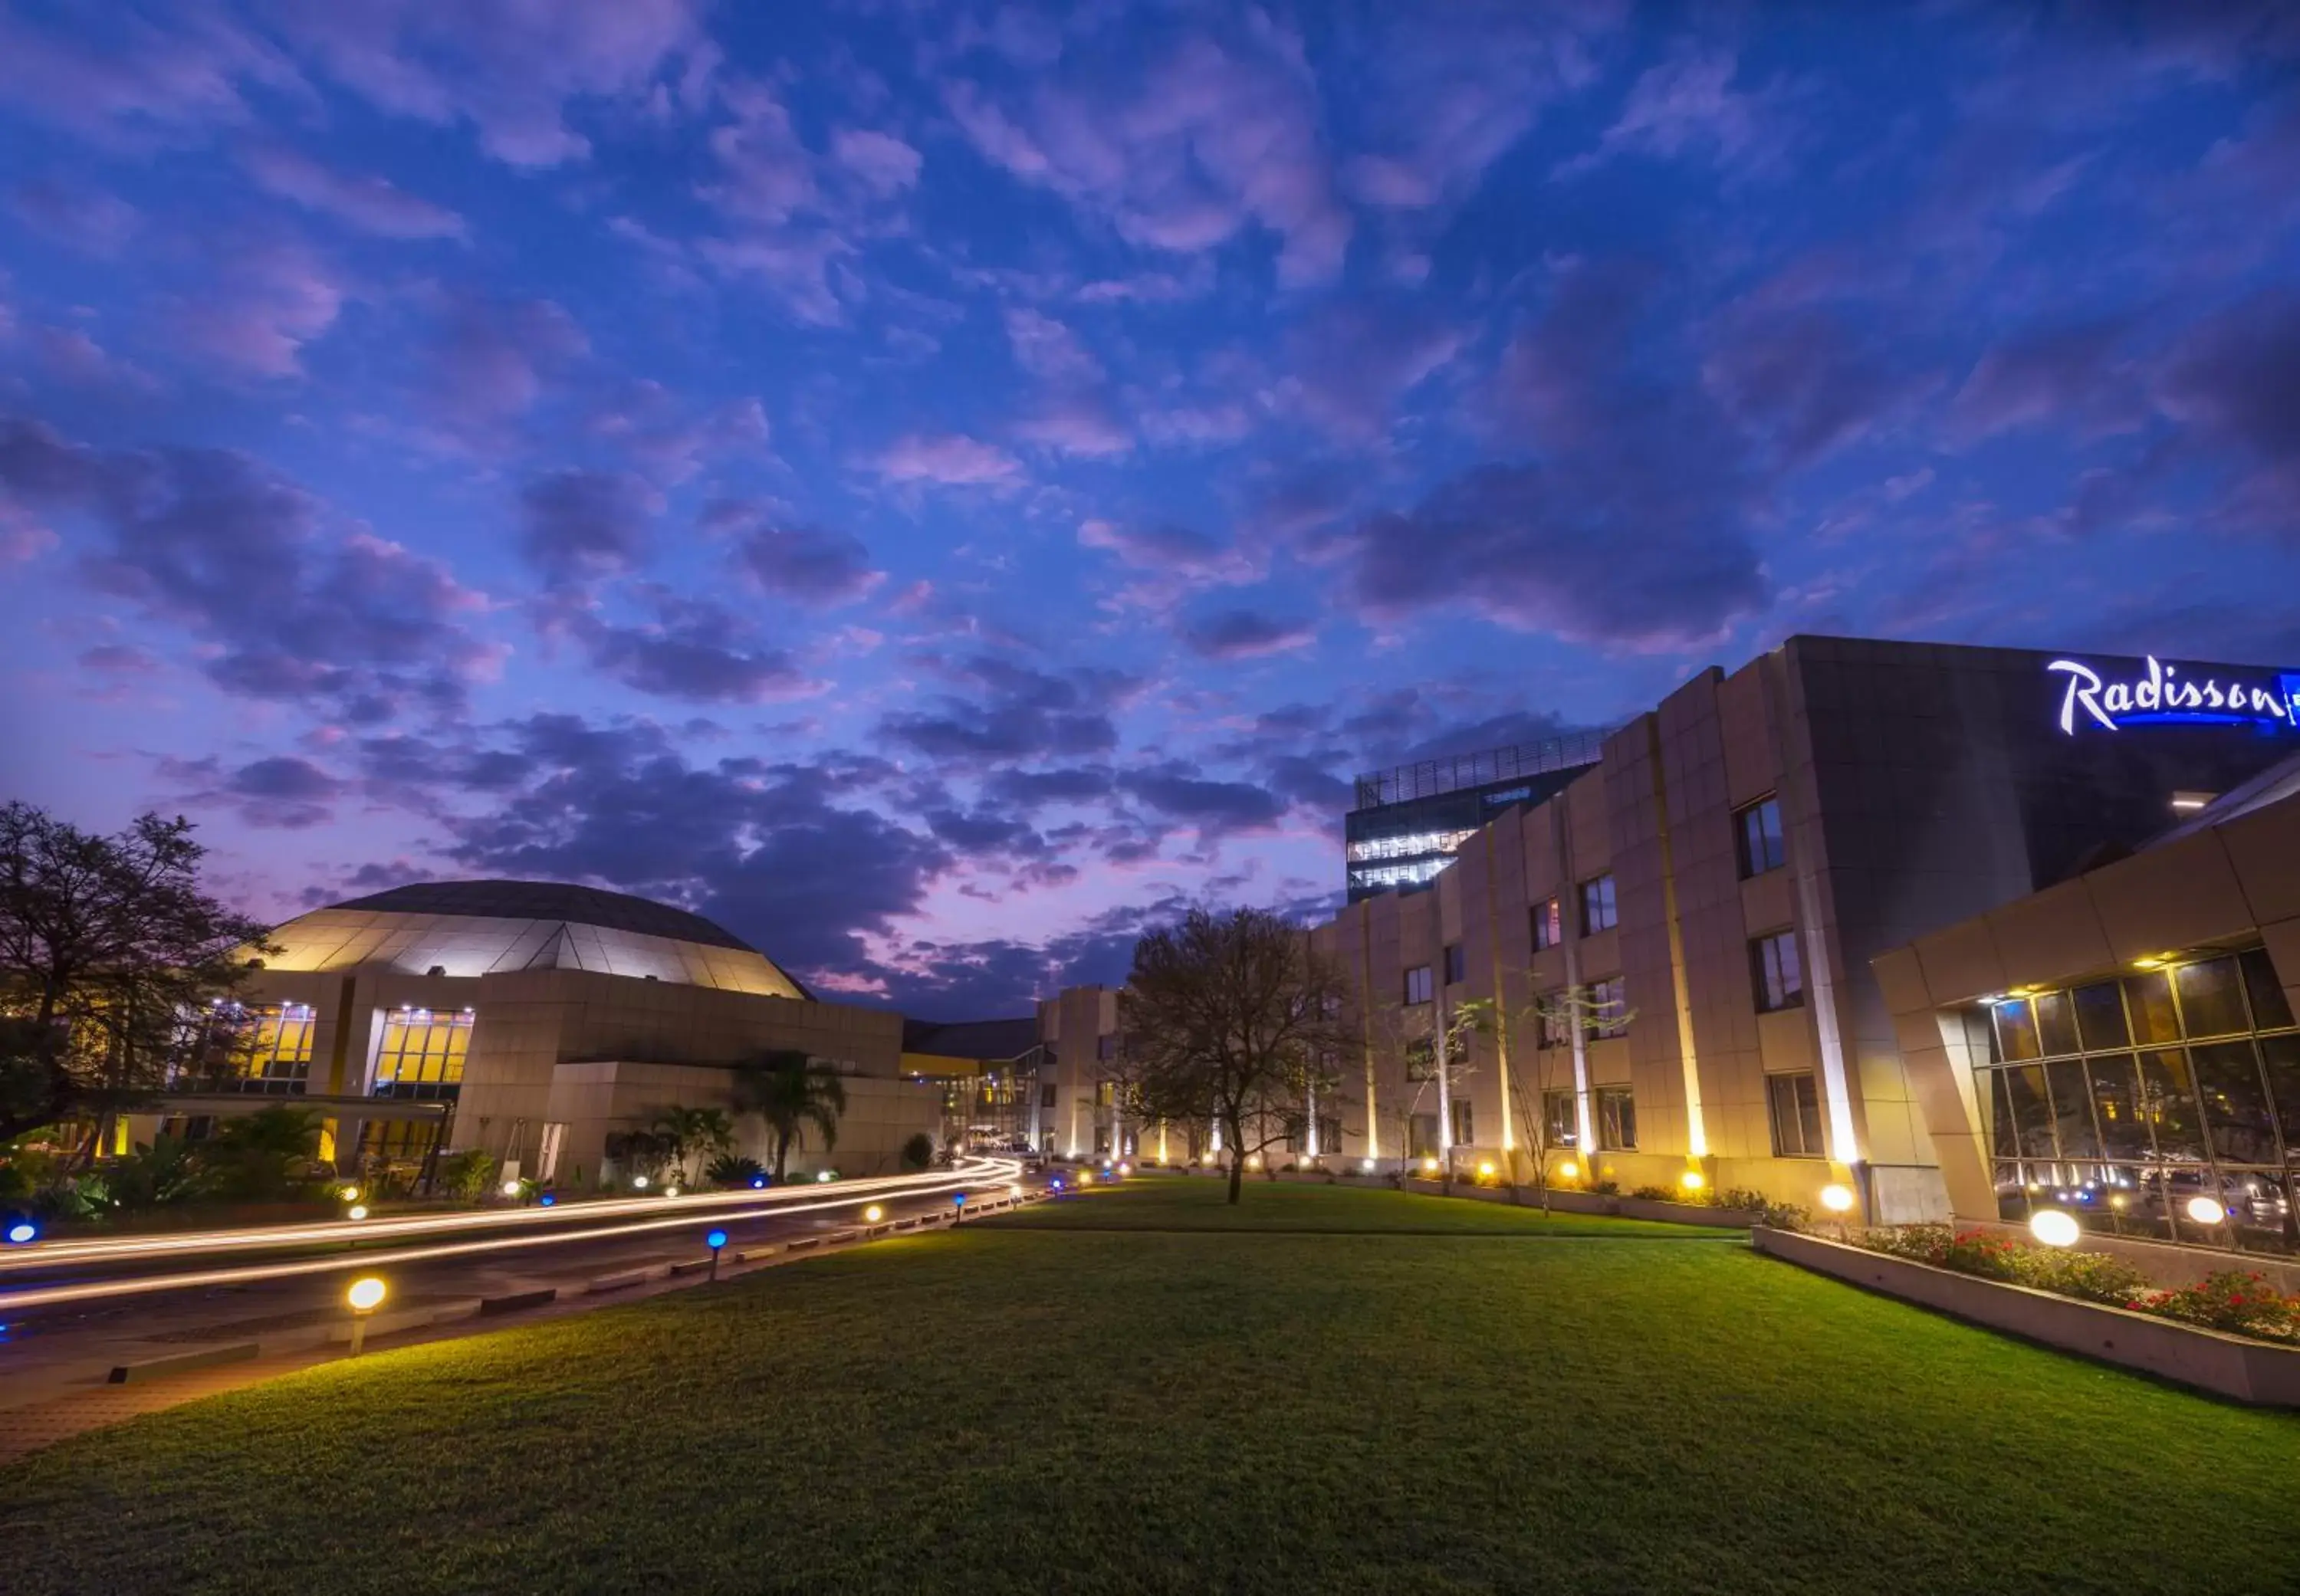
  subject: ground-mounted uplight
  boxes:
[1360,1158,1376,1173]
[751,1175,767,1190]
[338,1185,361,1204]
[345,1275,387,1355]
[1557,1161,1579,1181]
[1477,1161,1497,1180]
[1117,1162,1132,1176]
[2186,1195,2228,1226]
[816,1171,834,1184]
[663,1186,681,1199]
[2030,1209,2081,1248]
[500,1179,521,1198]
[704,1227,729,1282]
[863,1204,885,1223]
[1420,1156,1438,1174]
[632,1175,650,1190]
[539,1193,557,1207]
[1679,1170,1706,1194]
[5,1220,38,1246]
[1819,1184,1855,1214]
[1245,1154,1262,1170]
[1078,1171,1093,1186]
[346,1204,370,1220]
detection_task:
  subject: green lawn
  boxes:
[994,1169,1722,1233]
[8,1181,2299,1594]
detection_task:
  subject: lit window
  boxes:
[373,1008,474,1098]
[1347,828,1479,864]
[1767,1072,1824,1158]
[1443,943,1466,986]
[1542,1089,1578,1148]
[1404,965,1434,1006]
[1751,931,1803,1013]
[1597,1087,1637,1151]
[1580,875,1618,934]
[1530,898,1562,951]
[1451,1098,1475,1145]
[1736,796,1786,878]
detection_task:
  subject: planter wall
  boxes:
[1753,1226,2300,1407]
[1612,1196,1759,1228]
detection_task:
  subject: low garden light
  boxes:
[1477,1161,1497,1180]
[863,1204,885,1223]
[1557,1161,1579,1181]
[338,1184,361,1204]
[1078,1171,1093,1186]
[538,1193,557,1207]
[2186,1195,2228,1226]
[951,1191,968,1222]
[1421,1156,1438,1174]
[1245,1154,1262,1170]
[2030,1209,2081,1248]
[632,1175,650,1190]
[1679,1170,1706,1194]
[663,1185,681,1199]
[346,1204,370,1220]
[345,1275,387,1355]
[5,1220,38,1246]
[1819,1184,1855,1214]
[1360,1158,1376,1173]
[704,1227,728,1282]
[751,1175,768,1190]
[500,1179,521,1197]
[816,1171,834,1184]
[1117,1162,1132,1176]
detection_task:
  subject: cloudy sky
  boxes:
[2,2,2297,1016]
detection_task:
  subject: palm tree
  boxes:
[731,1049,846,1182]
[643,1105,735,1183]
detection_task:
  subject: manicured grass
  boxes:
[8,1183,2298,1594]
[993,1170,1718,1233]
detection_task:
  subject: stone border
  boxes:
[1752,1227,2300,1407]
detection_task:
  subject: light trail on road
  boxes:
[0,1158,1020,1274]
[0,1160,1024,1312]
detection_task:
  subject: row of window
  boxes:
[1536,1072,1824,1159]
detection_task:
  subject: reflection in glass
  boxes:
[2034,990,2079,1058]
[1995,999,2041,1062]
[2176,957,2248,1039]
[2088,1055,2151,1161]
[2072,981,2129,1051]
[1986,1070,2017,1158]
[2129,969,2180,1044]
[2137,1048,2206,1161]
[2242,948,2295,1031]
[1993,1161,2031,1222]
[2002,1065,2055,1160]
[2045,1059,2101,1160]
[2192,1040,2279,1165]
[2259,1033,2300,1157]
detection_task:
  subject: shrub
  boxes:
[1859,1223,1953,1265]
[1710,1186,1811,1230]
[435,1148,497,1204]
[1589,1179,1620,1195]
[2009,1247,2150,1305]
[2137,1272,2300,1341]
[1629,1184,1676,1202]
[705,1153,766,1188]
[899,1133,935,1171]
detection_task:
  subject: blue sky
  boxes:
[2,1,2297,1014]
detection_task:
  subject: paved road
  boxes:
[0,1159,1029,1412]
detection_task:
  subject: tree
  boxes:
[704,1151,766,1187]
[731,1049,846,1181]
[1457,985,1635,1211]
[197,1105,326,1201]
[0,804,274,1147]
[899,1131,935,1171]
[645,1104,735,1182]
[1117,906,1355,1206]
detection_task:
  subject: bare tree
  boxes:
[0,804,274,1149]
[1457,985,1634,1211]
[1118,906,1355,1205]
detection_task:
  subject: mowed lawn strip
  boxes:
[984,1172,1725,1233]
[5,1183,2297,1596]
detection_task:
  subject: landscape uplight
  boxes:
[1680,1171,1706,1193]
[816,1171,834,1184]
[1477,1161,1497,1179]
[338,1185,361,1204]
[751,1176,767,1190]
[632,1175,650,1190]
[539,1194,557,1207]
[663,1186,680,1199]
[5,1220,38,1245]
[500,1179,521,1197]
[1557,1161,1579,1181]
[1360,1158,1376,1173]
[2029,1209,2081,1248]
[1420,1157,1438,1174]
[1819,1184,1855,1213]
[1117,1162,1132,1176]
[864,1204,885,1223]
[346,1204,370,1220]
[2185,1195,2227,1226]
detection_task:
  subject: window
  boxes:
[1040,1082,1056,1108]
[373,1007,473,1097]
[1404,964,1434,1005]
[1588,977,1628,1039]
[1597,1087,1637,1150]
[1531,898,1562,951]
[1538,993,1572,1047]
[1542,1089,1579,1148]
[1408,1112,1441,1158]
[1736,796,1786,877]
[1767,1072,1825,1158]
[1096,1033,1116,1061]
[1405,1038,1436,1081]
[1580,875,1618,934]
[1751,930,1804,1013]
[1094,1080,1115,1107]
[1451,1098,1475,1145]
[1443,942,1466,986]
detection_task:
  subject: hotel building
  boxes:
[1053,636,2300,1228]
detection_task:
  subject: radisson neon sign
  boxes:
[2047,656,2300,735]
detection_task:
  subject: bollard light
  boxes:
[5,1220,37,1245]
[346,1275,387,1356]
[864,1204,885,1223]
[705,1227,729,1281]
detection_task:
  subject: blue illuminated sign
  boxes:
[2048,657,2300,735]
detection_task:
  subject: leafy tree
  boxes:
[104,1133,202,1213]
[731,1049,846,1182]
[1117,906,1355,1206]
[0,803,273,1148]
[705,1151,766,1187]
[435,1148,498,1203]
[899,1131,935,1171]
[645,1104,736,1182]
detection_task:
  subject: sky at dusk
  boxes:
[2,2,2298,1017]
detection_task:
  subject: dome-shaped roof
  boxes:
[261,878,810,1000]
[336,879,756,952]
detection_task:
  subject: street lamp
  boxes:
[346,1276,387,1355]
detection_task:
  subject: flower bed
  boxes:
[1853,1223,2300,1344]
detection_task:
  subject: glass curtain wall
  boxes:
[1971,947,2298,1253]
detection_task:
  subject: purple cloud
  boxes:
[1179,608,1317,660]
[872,432,1023,486]
[714,504,882,606]
[568,593,820,704]
[519,469,655,588]
[240,142,466,239]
